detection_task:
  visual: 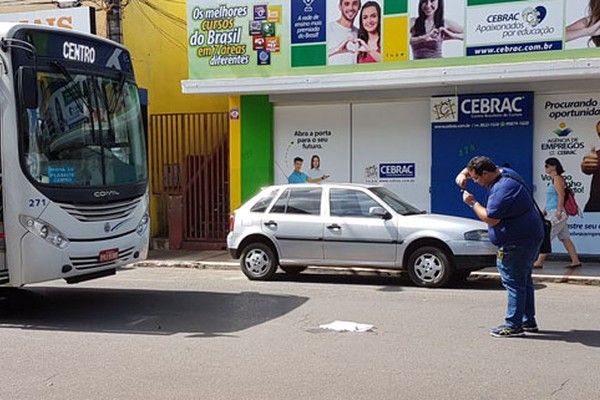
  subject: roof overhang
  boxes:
[182,58,600,96]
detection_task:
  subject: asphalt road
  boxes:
[1,267,599,400]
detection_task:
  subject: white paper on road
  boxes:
[319,320,374,332]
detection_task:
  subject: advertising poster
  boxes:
[187,0,600,80]
[273,104,351,184]
[408,0,466,59]
[534,94,600,254]
[0,7,95,33]
[351,101,432,210]
[565,0,600,50]
[431,92,534,218]
[465,0,564,56]
[187,2,287,79]
[326,0,384,66]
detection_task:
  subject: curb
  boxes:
[132,260,600,286]
[471,271,600,286]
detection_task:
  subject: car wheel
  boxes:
[407,246,453,288]
[280,266,307,274]
[240,243,278,281]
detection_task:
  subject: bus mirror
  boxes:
[18,66,38,109]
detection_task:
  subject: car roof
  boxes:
[260,182,378,191]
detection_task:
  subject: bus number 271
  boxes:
[28,198,48,207]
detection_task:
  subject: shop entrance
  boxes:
[149,112,230,249]
[430,93,534,219]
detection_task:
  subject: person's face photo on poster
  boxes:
[327,0,362,65]
[356,1,382,63]
[339,0,361,26]
[409,0,465,60]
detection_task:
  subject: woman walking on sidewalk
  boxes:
[534,158,582,269]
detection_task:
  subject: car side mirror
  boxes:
[369,206,392,220]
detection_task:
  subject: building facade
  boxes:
[184,0,600,254]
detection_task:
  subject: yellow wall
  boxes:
[121,2,228,239]
[122,1,228,114]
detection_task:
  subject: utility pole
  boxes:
[106,0,122,43]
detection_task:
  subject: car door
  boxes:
[323,187,398,265]
[262,186,324,263]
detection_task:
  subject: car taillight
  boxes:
[229,214,235,232]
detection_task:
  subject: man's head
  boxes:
[467,156,499,187]
[293,157,304,173]
[338,0,361,24]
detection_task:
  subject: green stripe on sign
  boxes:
[468,0,525,5]
[291,44,327,67]
[384,0,407,15]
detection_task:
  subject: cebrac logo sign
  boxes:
[461,96,525,115]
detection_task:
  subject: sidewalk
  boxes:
[134,249,600,286]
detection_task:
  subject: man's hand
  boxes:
[455,167,469,189]
[581,146,598,175]
[462,190,474,205]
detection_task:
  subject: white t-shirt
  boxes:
[328,21,358,65]
[307,168,323,179]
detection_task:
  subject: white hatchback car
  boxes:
[227,183,497,288]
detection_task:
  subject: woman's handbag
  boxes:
[564,187,580,217]
[539,217,552,254]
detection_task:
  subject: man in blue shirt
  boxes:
[456,156,543,338]
[288,157,328,183]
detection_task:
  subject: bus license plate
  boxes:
[99,248,119,262]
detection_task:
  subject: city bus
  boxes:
[0,23,149,286]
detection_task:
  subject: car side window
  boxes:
[270,187,322,215]
[250,189,278,213]
[330,188,381,218]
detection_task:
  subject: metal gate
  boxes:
[149,112,229,249]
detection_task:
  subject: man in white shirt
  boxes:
[328,0,361,65]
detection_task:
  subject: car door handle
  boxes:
[264,220,278,228]
[327,224,341,231]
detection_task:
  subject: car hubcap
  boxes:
[414,254,442,282]
[245,249,271,276]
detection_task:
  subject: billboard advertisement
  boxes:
[0,7,95,33]
[187,0,600,80]
[534,93,600,254]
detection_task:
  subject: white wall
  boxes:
[352,101,431,210]
[273,104,351,184]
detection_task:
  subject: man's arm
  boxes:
[455,167,470,189]
[581,147,598,175]
[462,190,500,226]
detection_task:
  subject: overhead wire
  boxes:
[135,0,184,26]
[130,0,185,51]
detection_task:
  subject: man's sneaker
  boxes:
[489,325,525,338]
[522,323,539,333]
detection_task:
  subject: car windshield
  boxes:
[368,187,425,215]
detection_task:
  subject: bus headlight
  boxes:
[19,215,70,249]
[136,211,149,236]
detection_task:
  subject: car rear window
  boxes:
[270,187,322,215]
[250,188,278,213]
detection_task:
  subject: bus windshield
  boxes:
[22,69,147,187]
